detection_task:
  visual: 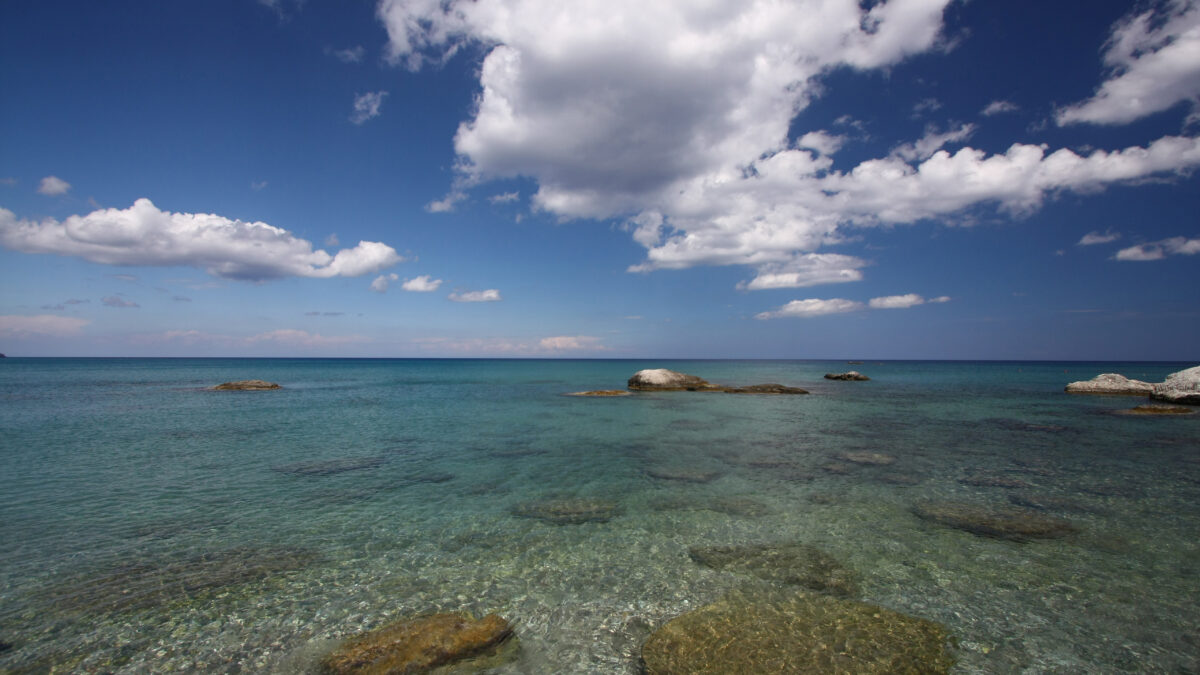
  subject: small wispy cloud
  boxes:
[981,100,1019,116]
[449,289,502,303]
[0,314,90,337]
[757,293,949,319]
[37,175,71,196]
[1078,229,1121,246]
[251,180,268,191]
[350,91,387,125]
[488,191,520,204]
[426,191,466,213]
[371,273,400,293]
[1115,236,1200,261]
[330,45,365,63]
[102,295,139,308]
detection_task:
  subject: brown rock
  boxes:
[688,543,858,597]
[213,379,281,390]
[913,499,1076,540]
[641,590,954,675]
[1113,404,1195,416]
[721,383,809,395]
[564,390,632,397]
[322,612,515,674]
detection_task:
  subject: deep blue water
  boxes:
[0,358,1197,673]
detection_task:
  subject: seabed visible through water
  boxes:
[0,358,1197,673]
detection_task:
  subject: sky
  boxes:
[1,0,1198,360]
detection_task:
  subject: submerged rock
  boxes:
[510,497,622,524]
[46,547,318,614]
[836,451,896,466]
[913,500,1077,540]
[641,590,954,675]
[1009,493,1100,514]
[565,390,632,397]
[645,465,722,483]
[1064,373,1154,396]
[960,473,1030,489]
[1151,366,1200,405]
[720,383,809,395]
[212,379,281,390]
[824,371,870,381]
[1113,404,1196,416]
[689,543,859,597]
[273,456,385,476]
[322,612,516,674]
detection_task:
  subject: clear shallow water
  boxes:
[0,358,1197,673]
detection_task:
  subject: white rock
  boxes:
[1151,366,1200,405]
[1064,373,1153,396]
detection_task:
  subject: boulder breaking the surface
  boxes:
[322,612,515,674]
[1064,373,1153,396]
[1151,365,1200,405]
[824,371,870,381]
[565,390,632,397]
[641,590,954,675]
[688,543,858,597]
[627,369,807,394]
[213,379,281,390]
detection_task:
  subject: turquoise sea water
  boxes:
[0,358,1197,673]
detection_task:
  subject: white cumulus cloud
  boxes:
[0,199,403,281]
[378,0,1200,291]
[1057,0,1200,125]
[38,175,71,196]
[401,274,443,291]
[868,293,949,309]
[350,91,388,124]
[449,288,502,302]
[0,314,90,337]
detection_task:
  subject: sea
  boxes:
[0,358,1197,673]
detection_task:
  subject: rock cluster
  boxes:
[322,612,516,674]
[640,590,954,675]
[824,371,870,381]
[1064,373,1153,396]
[212,379,281,390]
[627,369,807,394]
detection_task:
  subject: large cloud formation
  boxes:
[378,0,1200,290]
[0,198,403,281]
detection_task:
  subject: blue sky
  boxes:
[1,0,1198,359]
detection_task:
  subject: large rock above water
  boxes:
[213,379,281,390]
[1064,373,1153,396]
[628,369,719,391]
[824,371,870,381]
[1151,365,1200,405]
[322,612,516,674]
[627,369,807,394]
[640,590,954,675]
